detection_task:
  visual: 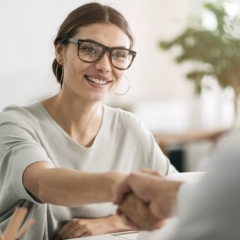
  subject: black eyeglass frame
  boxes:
[64,38,137,70]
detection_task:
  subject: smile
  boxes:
[85,76,111,85]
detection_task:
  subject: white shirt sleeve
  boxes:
[138,130,240,240]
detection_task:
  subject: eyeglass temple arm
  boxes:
[67,38,79,44]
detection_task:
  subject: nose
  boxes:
[94,52,111,72]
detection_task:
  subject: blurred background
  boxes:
[0,0,239,171]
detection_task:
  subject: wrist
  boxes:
[105,172,126,201]
[108,215,132,233]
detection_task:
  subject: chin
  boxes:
[88,95,108,102]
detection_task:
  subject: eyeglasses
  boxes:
[66,38,136,70]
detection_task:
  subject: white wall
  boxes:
[0,0,197,109]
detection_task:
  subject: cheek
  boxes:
[114,71,125,84]
[64,60,89,78]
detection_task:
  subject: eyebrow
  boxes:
[81,38,130,49]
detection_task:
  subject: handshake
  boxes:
[112,170,183,231]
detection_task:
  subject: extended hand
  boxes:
[114,170,182,220]
[118,193,168,231]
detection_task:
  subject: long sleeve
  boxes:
[139,130,240,240]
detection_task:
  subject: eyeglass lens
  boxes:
[78,41,134,69]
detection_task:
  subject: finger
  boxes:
[118,194,143,227]
[56,221,72,236]
[120,214,138,229]
[113,172,149,204]
[66,227,88,239]
[120,193,163,231]
[117,207,138,229]
[79,232,91,238]
[56,220,82,240]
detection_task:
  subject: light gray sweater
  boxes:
[0,102,176,240]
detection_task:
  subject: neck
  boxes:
[41,94,103,147]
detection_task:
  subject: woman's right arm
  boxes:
[23,161,125,206]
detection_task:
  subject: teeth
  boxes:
[87,77,108,85]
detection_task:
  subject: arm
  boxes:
[125,131,240,240]
[54,215,132,239]
[154,132,240,240]
[23,162,125,206]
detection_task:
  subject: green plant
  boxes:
[159,0,240,120]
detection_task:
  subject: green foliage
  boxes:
[159,1,240,96]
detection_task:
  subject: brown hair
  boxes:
[52,2,134,86]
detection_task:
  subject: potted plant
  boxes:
[159,0,240,123]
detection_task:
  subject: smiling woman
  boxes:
[53,22,132,103]
[0,2,177,240]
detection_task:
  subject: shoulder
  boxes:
[103,105,152,139]
[104,105,143,127]
[0,102,42,126]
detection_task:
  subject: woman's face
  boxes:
[56,23,131,103]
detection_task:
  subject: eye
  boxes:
[112,49,129,60]
[80,46,96,55]
[79,42,103,56]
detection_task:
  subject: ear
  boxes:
[55,44,64,65]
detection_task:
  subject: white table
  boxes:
[67,231,139,240]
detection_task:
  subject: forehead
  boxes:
[74,23,131,48]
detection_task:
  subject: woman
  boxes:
[0,2,177,240]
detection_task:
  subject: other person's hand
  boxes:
[113,169,182,220]
[118,192,168,230]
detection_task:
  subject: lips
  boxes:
[85,75,112,85]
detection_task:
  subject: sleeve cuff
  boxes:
[10,146,52,204]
